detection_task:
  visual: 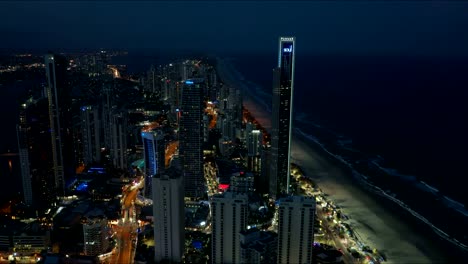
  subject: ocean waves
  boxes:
[215,56,468,254]
[295,126,468,253]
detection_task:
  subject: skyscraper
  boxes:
[80,105,101,165]
[211,192,248,264]
[277,196,315,264]
[101,81,114,156]
[82,209,109,256]
[247,130,261,157]
[45,54,72,197]
[17,102,33,206]
[247,129,262,174]
[259,145,271,194]
[179,78,205,199]
[142,130,165,198]
[17,96,57,209]
[110,112,128,169]
[152,168,185,263]
[146,65,157,93]
[270,37,296,197]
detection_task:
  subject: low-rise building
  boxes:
[230,171,255,194]
[0,219,50,255]
[240,228,277,264]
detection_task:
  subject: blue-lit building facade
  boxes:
[142,130,165,198]
[270,37,296,197]
[180,78,205,199]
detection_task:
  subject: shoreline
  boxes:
[214,57,461,263]
[292,131,457,262]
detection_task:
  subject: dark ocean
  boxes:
[226,52,468,248]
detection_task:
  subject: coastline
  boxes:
[215,57,457,263]
[291,131,451,263]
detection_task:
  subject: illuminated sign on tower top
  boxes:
[278,37,295,68]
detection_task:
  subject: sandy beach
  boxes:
[216,57,450,263]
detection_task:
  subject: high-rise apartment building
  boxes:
[142,130,165,198]
[45,54,73,196]
[100,81,128,169]
[110,112,127,169]
[146,65,157,93]
[258,145,271,194]
[81,105,101,165]
[270,37,296,197]
[17,97,56,209]
[277,195,315,264]
[211,192,248,264]
[17,101,34,206]
[179,78,205,199]
[101,81,114,155]
[152,168,185,263]
[247,130,262,157]
[82,209,109,256]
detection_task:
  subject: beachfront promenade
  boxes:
[215,57,448,263]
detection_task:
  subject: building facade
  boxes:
[110,112,128,169]
[81,105,101,165]
[17,100,34,205]
[240,228,278,264]
[142,130,165,198]
[179,78,205,199]
[152,168,185,263]
[82,212,109,256]
[270,37,296,197]
[230,172,255,194]
[45,54,74,197]
[277,196,315,264]
[247,130,262,157]
[17,97,56,209]
[211,192,248,264]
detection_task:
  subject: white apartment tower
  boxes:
[211,192,248,264]
[277,195,316,264]
[152,168,185,263]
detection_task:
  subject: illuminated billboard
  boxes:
[278,37,295,68]
[282,43,293,53]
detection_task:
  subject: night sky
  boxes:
[1,1,468,56]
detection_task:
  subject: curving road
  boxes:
[112,176,144,264]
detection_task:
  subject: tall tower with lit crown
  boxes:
[270,37,296,197]
[180,78,205,199]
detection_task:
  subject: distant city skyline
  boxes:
[0,1,467,262]
[1,2,468,56]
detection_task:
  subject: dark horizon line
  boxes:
[1,47,468,60]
